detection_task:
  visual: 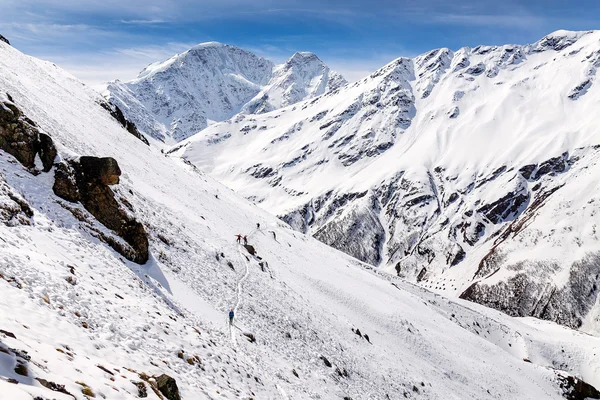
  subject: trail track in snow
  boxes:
[230,228,259,346]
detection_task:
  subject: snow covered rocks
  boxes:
[0,34,9,46]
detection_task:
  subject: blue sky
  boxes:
[2,0,598,85]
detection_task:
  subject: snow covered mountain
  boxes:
[242,51,347,114]
[2,37,600,399]
[174,30,600,332]
[104,43,345,143]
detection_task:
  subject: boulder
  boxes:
[0,100,56,172]
[154,374,181,400]
[243,244,256,256]
[0,34,9,45]
[78,156,121,185]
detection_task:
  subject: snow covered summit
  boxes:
[242,51,347,114]
[104,43,345,143]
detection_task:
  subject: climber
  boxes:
[271,231,277,240]
[243,235,248,245]
[236,234,242,244]
[256,222,260,229]
[228,309,234,325]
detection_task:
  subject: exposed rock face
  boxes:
[154,374,181,400]
[0,100,57,171]
[0,34,9,45]
[53,157,149,264]
[460,253,600,329]
[99,101,149,145]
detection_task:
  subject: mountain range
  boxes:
[104,42,346,143]
[0,30,599,399]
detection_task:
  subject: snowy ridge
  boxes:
[1,40,600,399]
[105,44,345,143]
[175,30,600,332]
[242,51,347,114]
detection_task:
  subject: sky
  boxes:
[2,0,599,85]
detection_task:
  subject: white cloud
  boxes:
[34,42,195,86]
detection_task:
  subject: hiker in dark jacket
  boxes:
[243,235,248,245]
[228,309,234,325]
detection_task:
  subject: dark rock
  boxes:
[519,164,536,179]
[78,156,121,185]
[243,332,256,343]
[0,329,16,338]
[100,101,149,145]
[320,355,332,368]
[477,190,529,224]
[53,162,80,202]
[38,133,57,172]
[36,378,74,397]
[0,34,9,45]
[558,374,600,400]
[134,381,148,398]
[0,101,41,169]
[14,362,28,376]
[243,244,256,256]
[154,374,181,400]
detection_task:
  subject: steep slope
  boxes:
[105,44,345,143]
[242,52,347,114]
[174,30,600,332]
[2,40,600,399]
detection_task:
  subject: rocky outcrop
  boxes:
[0,100,57,171]
[154,374,181,400]
[99,101,149,145]
[460,252,600,329]
[557,373,600,400]
[0,35,9,45]
[53,157,149,264]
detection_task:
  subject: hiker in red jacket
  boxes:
[243,236,248,245]
[236,234,242,244]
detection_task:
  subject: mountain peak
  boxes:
[288,51,321,64]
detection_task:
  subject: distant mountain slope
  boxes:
[174,30,600,332]
[2,37,600,400]
[104,43,345,143]
[242,51,347,114]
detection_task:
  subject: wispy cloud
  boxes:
[119,19,166,24]
[428,13,546,29]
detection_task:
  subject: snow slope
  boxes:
[2,39,600,399]
[104,44,345,143]
[175,30,600,332]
